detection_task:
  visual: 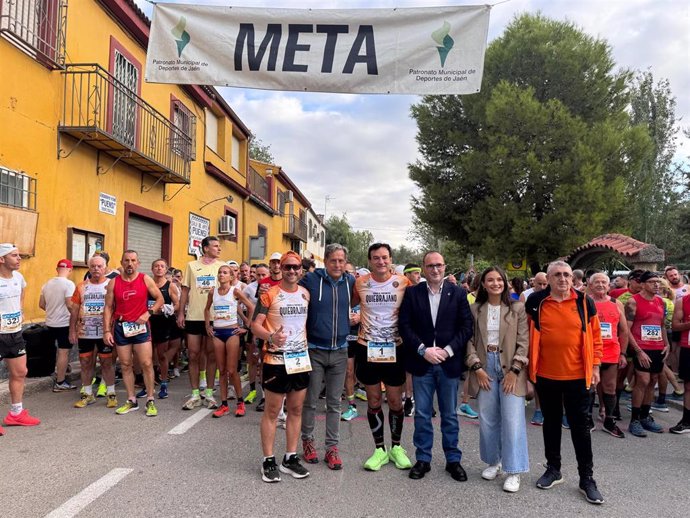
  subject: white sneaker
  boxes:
[481,464,502,480]
[206,396,219,409]
[503,474,520,493]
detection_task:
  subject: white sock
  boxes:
[284,452,296,461]
[107,385,115,394]
[84,385,93,395]
[10,402,22,415]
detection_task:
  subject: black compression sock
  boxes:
[367,407,385,448]
[389,408,404,446]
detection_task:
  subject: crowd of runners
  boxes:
[1,239,689,505]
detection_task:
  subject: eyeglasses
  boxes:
[425,264,445,270]
[645,279,661,284]
[281,264,301,272]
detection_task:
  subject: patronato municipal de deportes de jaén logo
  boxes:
[171,16,190,57]
[431,21,454,68]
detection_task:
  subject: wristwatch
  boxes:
[417,344,427,357]
[510,366,521,375]
[470,362,483,371]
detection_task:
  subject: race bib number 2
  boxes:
[1,311,22,333]
[284,350,312,374]
[122,321,147,338]
[367,341,396,363]
[641,325,662,342]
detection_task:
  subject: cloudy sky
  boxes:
[137,0,690,248]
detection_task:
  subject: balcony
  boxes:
[248,167,270,203]
[58,64,194,184]
[283,214,307,242]
[0,0,67,69]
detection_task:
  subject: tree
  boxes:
[409,13,651,273]
[249,137,274,163]
[627,71,686,251]
[324,214,373,267]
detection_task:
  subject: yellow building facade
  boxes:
[0,0,313,322]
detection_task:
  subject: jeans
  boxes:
[412,364,461,463]
[476,352,529,473]
[535,376,594,479]
[301,348,348,448]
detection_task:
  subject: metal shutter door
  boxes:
[127,215,162,276]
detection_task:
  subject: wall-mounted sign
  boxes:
[188,212,210,256]
[99,192,116,215]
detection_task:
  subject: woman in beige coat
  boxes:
[466,266,529,492]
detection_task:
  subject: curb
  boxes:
[0,362,82,405]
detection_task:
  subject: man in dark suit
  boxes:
[399,251,474,481]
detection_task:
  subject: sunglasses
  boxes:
[281,264,301,272]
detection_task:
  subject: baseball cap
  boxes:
[394,265,405,275]
[627,269,645,281]
[0,243,18,257]
[57,259,73,269]
[356,267,370,276]
[640,270,660,283]
[227,260,239,267]
[269,252,282,262]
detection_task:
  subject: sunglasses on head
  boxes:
[281,264,301,271]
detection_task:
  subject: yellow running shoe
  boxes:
[74,394,96,408]
[106,394,118,408]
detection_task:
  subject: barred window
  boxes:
[0,167,36,210]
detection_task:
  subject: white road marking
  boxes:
[44,468,132,518]
[168,408,212,435]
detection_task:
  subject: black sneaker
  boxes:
[669,420,690,434]
[536,465,563,489]
[280,454,310,479]
[262,457,281,483]
[602,419,625,439]
[404,398,414,417]
[256,398,265,412]
[579,477,604,504]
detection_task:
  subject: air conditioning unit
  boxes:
[218,215,236,236]
[286,190,294,202]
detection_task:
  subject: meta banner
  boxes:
[146,4,491,95]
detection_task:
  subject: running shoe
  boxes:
[135,388,147,399]
[404,398,415,417]
[640,416,663,433]
[106,394,118,409]
[341,405,359,421]
[145,400,158,417]
[651,402,669,413]
[96,382,107,398]
[457,403,478,419]
[277,415,287,429]
[74,394,96,408]
[536,465,563,489]
[562,415,570,429]
[3,409,40,426]
[302,438,319,464]
[115,400,139,415]
[389,445,412,469]
[354,388,368,401]
[53,380,77,392]
[245,389,257,404]
[262,457,281,483]
[235,401,246,417]
[628,419,647,437]
[158,384,168,399]
[182,396,202,410]
[579,477,604,504]
[280,454,310,479]
[240,372,250,382]
[530,409,544,426]
[324,446,343,470]
[669,420,690,434]
[363,447,389,471]
[205,396,219,410]
[668,391,684,401]
[256,398,265,412]
[602,420,625,438]
[213,404,230,418]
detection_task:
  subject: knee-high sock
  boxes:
[389,408,404,446]
[367,407,385,448]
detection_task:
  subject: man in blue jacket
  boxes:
[299,243,355,470]
[399,251,473,481]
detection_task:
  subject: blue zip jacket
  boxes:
[299,268,354,350]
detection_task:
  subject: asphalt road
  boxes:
[1,378,688,518]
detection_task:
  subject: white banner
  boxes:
[146,4,490,95]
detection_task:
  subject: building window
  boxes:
[205,108,219,154]
[321,231,325,247]
[231,133,241,171]
[171,98,196,160]
[224,207,238,243]
[277,189,286,216]
[68,228,105,267]
[112,50,139,147]
[0,166,36,211]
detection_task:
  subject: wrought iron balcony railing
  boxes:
[283,214,307,242]
[248,167,270,203]
[58,64,194,184]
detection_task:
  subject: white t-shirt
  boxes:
[243,281,259,305]
[41,277,76,327]
[0,271,26,334]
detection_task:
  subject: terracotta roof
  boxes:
[566,233,649,260]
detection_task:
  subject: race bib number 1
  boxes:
[367,341,396,363]
[284,350,312,374]
[1,311,22,333]
[122,321,147,338]
[600,322,613,340]
[640,325,662,342]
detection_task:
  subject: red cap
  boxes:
[57,259,73,269]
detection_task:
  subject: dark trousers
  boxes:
[535,376,594,479]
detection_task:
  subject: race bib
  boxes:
[196,275,215,291]
[284,350,312,374]
[213,304,231,320]
[122,321,147,338]
[84,301,104,316]
[641,325,662,342]
[367,341,396,363]
[1,311,22,333]
[600,322,613,340]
